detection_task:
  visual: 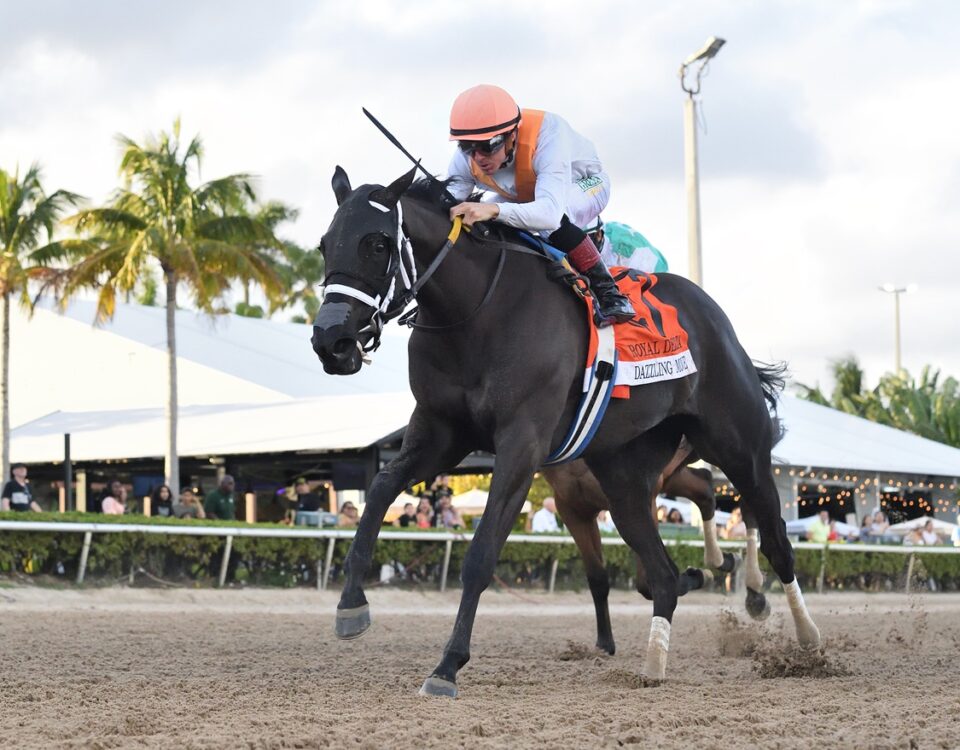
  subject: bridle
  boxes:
[320,199,498,354]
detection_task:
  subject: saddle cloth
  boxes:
[586,269,697,399]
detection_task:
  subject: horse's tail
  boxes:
[754,360,789,447]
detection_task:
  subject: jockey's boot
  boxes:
[549,214,635,327]
[581,260,636,327]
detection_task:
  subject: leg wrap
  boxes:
[745,528,764,591]
[642,616,671,681]
[783,577,821,648]
[702,520,724,568]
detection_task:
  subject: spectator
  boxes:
[920,519,942,546]
[2,463,41,512]
[597,510,616,533]
[436,495,464,530]
[151,484,175,517]
[204,475,236,521]
[415,496,434,529]
[807,510,831,543]
[656,505,667,523]
[531,497,560,533]
[337,501,359,528]
[429,474,454,514]
[101,481,127,515]
[903,526,924,546]
[394,502,418,528]
[665,508,685,524]
[294,477,324,527]
[860,512,874,540]
[869,511,891,543]
[174,487,206,519]
[722,507,747,540]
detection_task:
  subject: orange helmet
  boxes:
[449,84,521,141]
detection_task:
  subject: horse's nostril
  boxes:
[331,338,356,356]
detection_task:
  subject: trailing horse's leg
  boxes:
[336,408,469,640]
[662,466,738,575]
[739,505,770,620]
[544,463,615,655]
[565,499,616,654]
[587,432,681,686]
[420,431,544,698]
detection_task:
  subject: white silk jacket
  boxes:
[445,111,605,233]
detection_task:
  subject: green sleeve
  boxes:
[203,493,218,517]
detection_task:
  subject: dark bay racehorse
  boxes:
[311,167,820,697]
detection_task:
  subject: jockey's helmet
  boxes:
[449,85,521,150]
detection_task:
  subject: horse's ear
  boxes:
[332,166,352,206]
[370,165,418,209]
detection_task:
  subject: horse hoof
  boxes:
[596,641,616,656]
[334,604,371,640]
[745,587,770,621]
[718,552,740,574]
[419,676,458,698]
[639,674,663,688]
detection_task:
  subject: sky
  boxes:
[3,0,958,392]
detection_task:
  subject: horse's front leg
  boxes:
[335,408,469,639]
[419,428,546,698]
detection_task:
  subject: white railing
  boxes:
[1,520,957,592]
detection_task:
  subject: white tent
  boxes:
[452,488,532,515]
[886,515,959,535]
[11,299,960,484]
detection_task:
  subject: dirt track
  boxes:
[1,585,959,749]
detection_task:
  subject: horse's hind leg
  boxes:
[695,432,820,648]
[335,408,470,639]
[545,463,616,655]
[740,506,770,620]
[586,431,681,685]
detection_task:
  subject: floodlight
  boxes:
[684,36,726,66]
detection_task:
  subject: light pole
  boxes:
[680,36,725,288]
[878,283,917,375]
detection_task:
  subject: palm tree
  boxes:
[0,164,83,482]
[276,238,324,324]
[63,119,290,494]
[797,356,960,448]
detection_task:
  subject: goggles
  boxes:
[457,132,508,156]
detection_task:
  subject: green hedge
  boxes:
[2,513,959,591]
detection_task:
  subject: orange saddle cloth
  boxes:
[585,270,697,398]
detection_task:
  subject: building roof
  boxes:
[11,393,416,463]
[773,395,960,477]
[10,299,960,478]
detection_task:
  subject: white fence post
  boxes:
[440,539,453,592]
[322,537,336,591]
[218,535,233,588]
[76,531,93,584]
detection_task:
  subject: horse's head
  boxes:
[311,165,417,374]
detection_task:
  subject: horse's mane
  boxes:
[404,177,454,211]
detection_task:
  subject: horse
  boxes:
[311,166,821,697]
[543,460,768,656]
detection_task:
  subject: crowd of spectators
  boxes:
[4,461,959,550]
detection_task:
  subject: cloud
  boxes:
[3,0,960,392]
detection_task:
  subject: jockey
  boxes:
[444,84,635,326]
[585,218,670,274]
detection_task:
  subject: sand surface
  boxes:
[1,585,959,749]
